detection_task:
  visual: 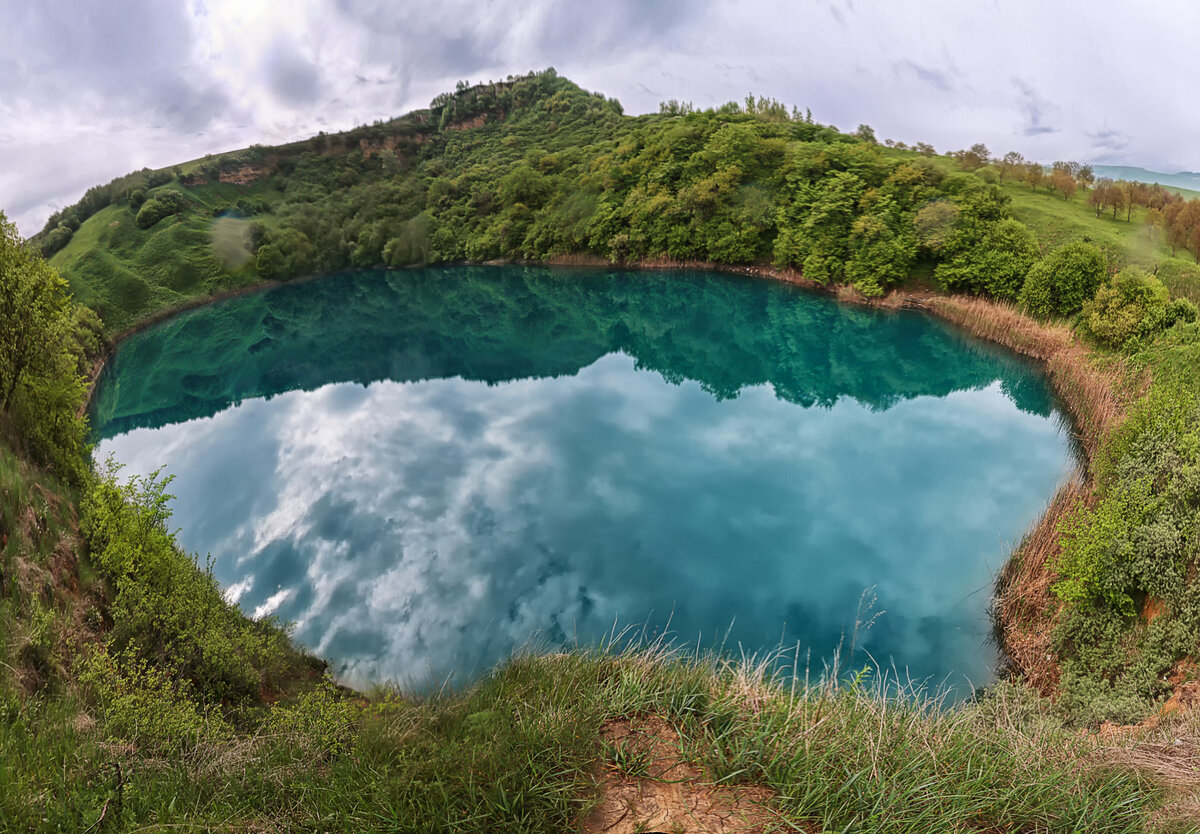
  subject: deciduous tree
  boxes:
[1023,162,1044,191]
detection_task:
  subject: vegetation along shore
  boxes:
[7,70,1200,830]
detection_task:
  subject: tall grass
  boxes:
[994,475,1086,696]
[0,642,1173,832]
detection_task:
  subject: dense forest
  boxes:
[36,69,1200,333]
[6,70,1200,828]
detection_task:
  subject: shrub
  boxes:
[135,198,169,229]
[0,212,88,480]
[1078,267,1190,350]
[1051,384,1200,721]
[255,227,317,279]
[268,676,360,759]
[81,647,229,753]
[1019,240,1107,318]
[134,190,188,229]
[39,224,73,257]
[934,218,1038,299]
[1080,267,1158,347]
[82,461,304,703]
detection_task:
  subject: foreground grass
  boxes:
[0,643,1177,833]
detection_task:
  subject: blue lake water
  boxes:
[90,267,1074,690]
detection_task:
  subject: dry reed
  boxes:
[927,295,1130,691]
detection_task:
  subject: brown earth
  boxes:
[218,163,273,185]
[445,113,487,131]
[584,715,798,834]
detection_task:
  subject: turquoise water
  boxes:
[91,267,1074,690]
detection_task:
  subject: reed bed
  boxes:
[921,294,1138,692]
[994,475,1087,695]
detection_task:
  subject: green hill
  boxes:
[37,70,1200,333]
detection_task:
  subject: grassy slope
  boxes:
[47,89,1200,334]
[999,183,1200,303]
[874,147,1200,301]
[50,180,281,331]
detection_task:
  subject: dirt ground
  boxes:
[584,715,806,834]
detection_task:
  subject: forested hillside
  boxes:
[37,69,1200,330]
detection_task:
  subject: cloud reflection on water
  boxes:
[97,353,1072,690]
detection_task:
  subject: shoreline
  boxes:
[83,259,1124,692]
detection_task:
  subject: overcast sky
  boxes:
[3,0,1199,237]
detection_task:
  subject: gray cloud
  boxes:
[1012,78,1058,136]
[5,1,1200,236]
[0,1,231,126]
[1088,127,1131,160]
[896,59,955,93]
[97,356,1071,689]
[264,38,324,106]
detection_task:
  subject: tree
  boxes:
[914,142,936,156]
[1077,164,1094,190]
[1146,207,1164,242]
[853,124,877,144]
[954,143,990,171]
[914,200,960,253]
[1111,181,1131,221]
[844,201,917,295]
[934,217,1038,299]
[786,170,867,282]
[1050,170,1077,200]
[0,211,87,475]
[1165,200,1191,256]
[39,224,73,257]
[1019,240,1107,318]
[1079,266,1176,350]
[1023,162,1044,191]
[1176,200,1200,263]
[255,227,317,279]
[999,151,1025,183]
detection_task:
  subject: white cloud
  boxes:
[95,354,1072,689]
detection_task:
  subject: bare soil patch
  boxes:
[584,715,797,834]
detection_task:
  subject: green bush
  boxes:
[256,227,317,279]
[1019,240,1107,318]
[134,190,188,229]
[82,461,307,703]
[267,676,360,759]
[39,224,73,257]
[135,198,170,229]
[0,212,88,480]
[1078,266,1185,350]
[81,646,230,753]
[1052,384,1200,721]
[934,217,1038,299]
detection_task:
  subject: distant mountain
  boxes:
[1091,165,1200,194]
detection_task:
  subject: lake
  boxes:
[91,266,1074,691]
